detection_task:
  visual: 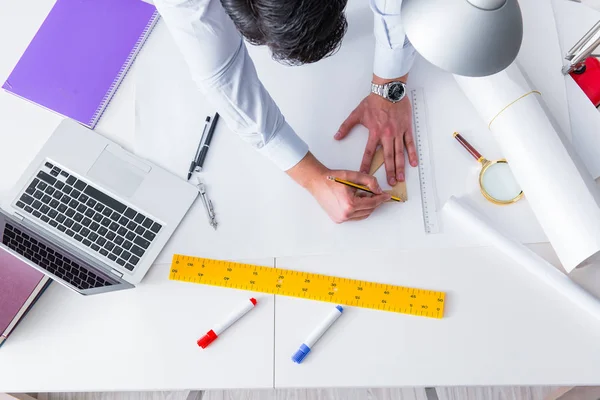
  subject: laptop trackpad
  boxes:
[87,148,146,198]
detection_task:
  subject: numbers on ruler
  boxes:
[328,282,339,294]
[247,270,259,286]
[171,269,178,274]
[275,274,285,289]
[300,276,311,294]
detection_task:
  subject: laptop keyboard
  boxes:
[14,162,162,272]
[2,222,114,289]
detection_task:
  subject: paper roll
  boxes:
[455,64,600,272]
[444,196,600,321]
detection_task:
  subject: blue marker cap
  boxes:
[336,305,343,312]
[291,343,311,364]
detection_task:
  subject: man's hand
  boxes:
[287,153,390,223]
[334,74,418,186]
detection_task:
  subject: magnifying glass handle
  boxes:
[453,132,484,163]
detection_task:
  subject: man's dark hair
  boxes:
[220,0,348,65]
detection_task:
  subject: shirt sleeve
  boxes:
[370,0,416,79]
[153,0,309,171]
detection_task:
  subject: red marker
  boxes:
[197,298,257,349]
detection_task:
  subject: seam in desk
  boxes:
[273,257,277,389]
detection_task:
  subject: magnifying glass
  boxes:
[453,132,524,205]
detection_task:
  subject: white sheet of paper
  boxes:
[134,4,547,262]
[455,64,600,272]
[444,196,600,321]
[580,0,600,10]
[552,0,600,179]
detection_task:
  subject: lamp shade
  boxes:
[400,0,523,77]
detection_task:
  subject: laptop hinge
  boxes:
[110,268,124,278]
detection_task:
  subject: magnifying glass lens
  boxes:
[481,162,522,203]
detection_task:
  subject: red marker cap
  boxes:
[197,329,218,349]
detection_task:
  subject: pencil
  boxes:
[327,176,402,202]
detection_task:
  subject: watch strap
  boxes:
[371,82,386,98]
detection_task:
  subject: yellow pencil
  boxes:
[327,176,402,202]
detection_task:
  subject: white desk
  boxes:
[2,0,600,392]
[274,246,600,387]
[0,261,276,392]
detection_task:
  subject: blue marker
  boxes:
[291,305,344,364]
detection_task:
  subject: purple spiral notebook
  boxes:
[2,0,159,129]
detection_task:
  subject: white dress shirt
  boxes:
[154,0,415,171]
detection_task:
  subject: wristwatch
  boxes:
[371,80,407,103]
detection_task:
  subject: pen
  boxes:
[196,113,220,171]
[327,176,402,202]
[187,116,211,180]
[197,298,257,349]
[291,305,343,364]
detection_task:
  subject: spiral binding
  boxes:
[87,10,160,128]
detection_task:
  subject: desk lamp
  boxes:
[401,0,523,77]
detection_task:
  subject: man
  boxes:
[155,0,418,223]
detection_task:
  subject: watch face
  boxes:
[387,82,405,102]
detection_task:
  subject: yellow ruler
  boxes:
[170,255,445,319]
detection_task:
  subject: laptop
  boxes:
[0,119,198,294]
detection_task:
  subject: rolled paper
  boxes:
[455,64,600,272]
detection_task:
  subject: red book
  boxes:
[0,246,50,347]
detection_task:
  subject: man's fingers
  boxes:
[348,215,370,222]
[348,193,391,220]
[360,137,379,174]
[348,209,372,219]
[394,138,406,182]
[382,137,396,186]
[404,126,418,167]
[335,107,361,140]
[352,192,392,211]
[340,170,383,194]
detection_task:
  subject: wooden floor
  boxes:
[33,387,561,400]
